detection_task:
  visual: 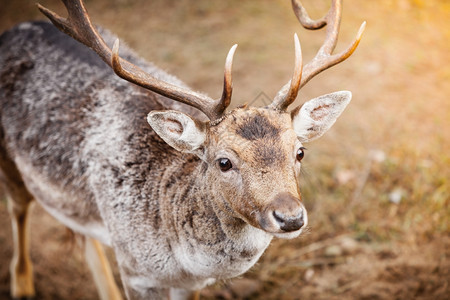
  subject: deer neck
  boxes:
[160,155,273,264]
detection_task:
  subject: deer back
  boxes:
[0,21,194,242]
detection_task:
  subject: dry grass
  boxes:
[0,0,449,299]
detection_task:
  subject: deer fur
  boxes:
[0,20,351,299]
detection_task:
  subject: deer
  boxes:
[0,0,365,299]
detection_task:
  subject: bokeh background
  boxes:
[0,0,449,299]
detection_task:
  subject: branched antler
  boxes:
[38,0,364,117]
[37,0,236,121]
[270,0,366,111]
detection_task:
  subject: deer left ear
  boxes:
[291,91,352,142]
[147,110,207,154]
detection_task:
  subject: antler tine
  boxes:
[291,0,327,30]
[112,41,236,121]
[38,0,234,121]
[271,0,365,111]
[301,20,365,89]
[217,44,238,118]
[313,0,342,56]
[270,34,303,111]
[294,0,366,88]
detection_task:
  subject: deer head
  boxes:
[147,91,352,238]
[38,0,365,238]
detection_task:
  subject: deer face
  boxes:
[206,107,305,238]
[148,91,351,239]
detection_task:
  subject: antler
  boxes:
[270,0,366,111]
[37,0,236,121]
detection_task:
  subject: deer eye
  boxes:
[218,158,233,172]
[296,147,306,162]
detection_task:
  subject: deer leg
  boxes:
[170,288,200,300]
[1,141,36,299]
[84,237,123,300]
[7,197,35,300]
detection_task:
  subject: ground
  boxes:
[0,0,449,299]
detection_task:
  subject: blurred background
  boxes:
[0,0,448,299]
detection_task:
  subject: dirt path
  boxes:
[1,202,448,299]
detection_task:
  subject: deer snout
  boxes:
[273,209,304,232]
[260,192,307,234]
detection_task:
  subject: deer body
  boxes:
[1,21,276,297]
[1,1,364,299]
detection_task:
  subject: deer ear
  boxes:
[291,91,352,142]
[147,110,207,154]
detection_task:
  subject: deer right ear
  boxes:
[291,91,352,142]
[147,111,207,154]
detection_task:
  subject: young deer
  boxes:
[0,0,364,299]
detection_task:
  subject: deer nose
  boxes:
[267,192,305,232]
[273,210,304,232]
